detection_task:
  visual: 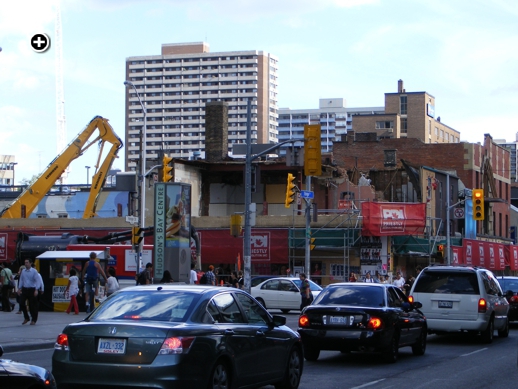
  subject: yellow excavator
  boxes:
[0,116,123,219]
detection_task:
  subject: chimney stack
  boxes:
[398,79,404,93]
[205,101,229,163]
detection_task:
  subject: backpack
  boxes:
[199,273,208,285]
[137,271,147,285]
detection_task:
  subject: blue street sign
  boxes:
[300,190,314,199]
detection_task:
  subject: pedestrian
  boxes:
[138,262,153,285]
[299,273,313,311]
[65,268,79,315]
[204,265,216,285]
[105,268,120,296]
[230,271,239,288]
[237,271,244,289]
[15,265,24,314]
[17,259,40,325]
[189,263,198,285]
[82,252,108,313]
[393,271,406,290]
[0,262,14,312]
[349,272,358,282]
[379,275,388,284]
[364,272,375,283]
[32,263,44,301]
[159,270,174,284]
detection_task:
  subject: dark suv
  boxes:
[496,276,518,322]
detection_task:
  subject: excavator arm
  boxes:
[0,116,123,219]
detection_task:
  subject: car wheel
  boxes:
[411,328,427,356]
[274,347,302,389]
[281,309,291,314]
[209,360,231,389]
[498,317,509,338]
[382,334,399,363]
[256,298,266,309]
[303,345,320,361]
[481,317,494,344]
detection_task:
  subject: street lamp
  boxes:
[124,80,147,272]
[85,166,90,185]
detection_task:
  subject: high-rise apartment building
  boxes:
[277,99,383,155]
[495,134,518,182]
[124,42,278,171]
[0,155,16,186]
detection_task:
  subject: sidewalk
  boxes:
[0,309,83,353]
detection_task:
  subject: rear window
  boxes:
[315,285,385,307]
[413,271,480,294]
[90,290,197,322]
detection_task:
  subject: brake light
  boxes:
[299,315,310,327]
[510,296,518,303]
[367,317,383,330]
[159,337,195,355]
[54,333,69,351]
[478,298,487,313]
[408,295,414,303]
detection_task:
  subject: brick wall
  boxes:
[205,102,229,163]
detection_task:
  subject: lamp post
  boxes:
[85,166,90,185]
[124,80,147,272]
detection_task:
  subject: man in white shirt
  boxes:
[18,260,40,325]
[189,263,198,285]
[393,271,406,290]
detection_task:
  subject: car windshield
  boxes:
[292,279,323,292]
[498,279,518,292]
[89,290,197,322]
[413,271,480,294]
[315,285,385,307]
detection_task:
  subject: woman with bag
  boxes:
[1,262,14,312]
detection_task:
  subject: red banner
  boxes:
[361,202,426,237]
[199,229,289,264]
[507,246,518,270]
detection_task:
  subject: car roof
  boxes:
[326,282,389,288]
[121,284,235,295]
[422,266,483,272]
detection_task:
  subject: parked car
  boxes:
[409,266,509,343]
[52,285,303,389]
[496,276,518,322]
[251,275,276,287]
[251,277,323,313]
[0,345,57,389]
[298,283,427,363]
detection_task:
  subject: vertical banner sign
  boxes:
[361,202,426,236]
[497,244,506,270]
[465,240,473,266]
[507,246,518,270]
[0,233,7,260]
[154,183,191,283]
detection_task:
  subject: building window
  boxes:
[375,121,394,129]
[401,118,407,133]
[400,95,407,115]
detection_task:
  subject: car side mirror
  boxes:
[412,301,423,309]
[272,315,287,327]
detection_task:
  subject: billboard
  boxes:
[361,202,426,236]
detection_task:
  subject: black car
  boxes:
[298,283,427,363]
[53,285,303,389]
[0,345,56,389]
[497,276,518,322]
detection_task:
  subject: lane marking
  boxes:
[351,378,386,389]
[460,348,487,357]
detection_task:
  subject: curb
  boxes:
[3,341,56,354]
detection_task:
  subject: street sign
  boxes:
[125,215,139,225]
[453,208,465,219]
[300,190,314,199]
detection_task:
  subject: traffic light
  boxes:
[162,154,173,182]
[437,244,445,259]
[304,124,322,177]
[230,214,242,237]
[132,226,143,246]
[310,237,316,251]
[473,189,484,221]
[285,173,297,208]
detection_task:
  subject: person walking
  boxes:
[364,272,375,283]
[138,262,153,285]
[105,268,120,297]
[299,273,312,311]
[65,268,80,315]
[159,270,174,284]
[17,259,40,325]
[189,263,198,285]
[393,271,406,290]
[82,252,107,313]
[0,262,14,312]
[204,265,216,286]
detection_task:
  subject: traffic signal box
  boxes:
[472,189,484,221]
[230,214,242,237]
[304,125,322,177]
[132,226,143,246]
[437,244,445,260]
[162,154,173,182]
[285,173,297,208]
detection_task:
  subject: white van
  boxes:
[409,266,509,343]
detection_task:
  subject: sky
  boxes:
[1,0,517,185]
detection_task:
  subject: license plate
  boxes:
[329,316,354,326]
[97,338,126,354]
[438,301,453,308]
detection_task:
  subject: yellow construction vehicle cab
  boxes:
[0,116,123,219]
